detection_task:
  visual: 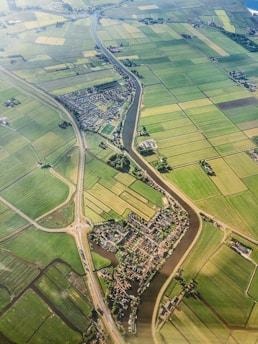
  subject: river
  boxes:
[91,13,201,343]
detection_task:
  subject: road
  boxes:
[0,66,124,344]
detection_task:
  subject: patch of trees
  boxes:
[99,141,107,149]
[153,157,172,173]
[137,146,155,156]
[108,153,130,172]
[252,136,258,146]
[131,70,143,79]
[212,25,258,52]
[122,59,139,67]
[138,126,149,137]
[132,165,147,181]
[63,3,72,11]
[58,121,71,129]
[181,33,192,39]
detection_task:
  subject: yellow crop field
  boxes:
[120,191,155,218]
[122,189,148,205]
[186,105,217,116]
[122,23,142,34]
[191,57,210,64]
[44,64,67,71]
[209,132,248,146]
[89,183,154,220]
[115,172,135,186]
[84,192,110,213]
[36,12,66,26]
[211,91,251,104]
[215,10,235,33]
[141,104,180,117]
[225,153,258,178]
[35,37,65,46]
[117,55,139,60]
[105,181,127,196]
[85,206,104,223]
[83,51,96,57]
[88,183,132,215]
[24,21,38,29]
[209,158,247,196]
[179,98,212,110]
[100,18,117,27]
[85,198,103,215]
[244,128,258,138]
[138,4,159,10]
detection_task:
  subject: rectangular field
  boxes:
[208,158,247,196]
[167,164,220,201]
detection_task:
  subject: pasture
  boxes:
[36,270,90,332]
[1,169,69,219]
[227,191,258,237]
[196,195,247,233]
[167,165,219,201]
[208,158,247,196]
[0,228,84,273]
[0,204,28,238]
[248,268,258,301]
[0,250,39,296]
[197,245,254,326]
[0,290,51,344]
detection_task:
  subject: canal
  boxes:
[91,13,201,343]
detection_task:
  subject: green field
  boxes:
[0,228,84,273]
[167,165,220,201]
[1,169,69,219]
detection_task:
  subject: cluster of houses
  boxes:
[199,160,216,176]
[89,200,189,333]
[0,117,9,126]
[56,80,132,132]
[139,139,157,151]
[229,70,256,92]
[3,97,20,107]
[230,238,252,258]
[247,149,258,163]
[159,296,179,323]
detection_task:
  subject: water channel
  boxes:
[91,13,201,343]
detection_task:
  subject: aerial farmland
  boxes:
[0,0,257,343]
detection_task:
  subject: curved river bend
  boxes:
[91,13,201,344]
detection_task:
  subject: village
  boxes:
[56,78,134,135]
[89,198,190,334]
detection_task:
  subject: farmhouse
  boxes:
[139,139,157,150]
